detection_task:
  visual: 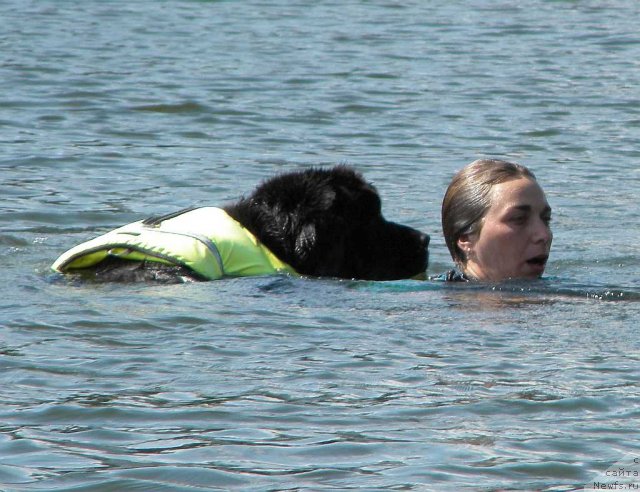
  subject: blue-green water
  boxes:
[2,1,640,490]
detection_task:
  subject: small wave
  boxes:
[130,101,210,114]
[490,279,640,302]
[350,278,640,302]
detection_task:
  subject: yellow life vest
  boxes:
[51,207,297,280]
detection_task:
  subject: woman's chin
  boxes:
[524,263,546,278]
[503,266,547,281]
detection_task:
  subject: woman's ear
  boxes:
[457,234,475,259]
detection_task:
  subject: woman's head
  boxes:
[442,159,552,281]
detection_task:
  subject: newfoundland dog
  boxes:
[53,166,429,282]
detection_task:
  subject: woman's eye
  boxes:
[542,215,552,225]
[509,215,527,225]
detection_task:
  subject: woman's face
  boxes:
[458,177,552,281]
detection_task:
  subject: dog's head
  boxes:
[307,166,429,280]
[227,166,429,280]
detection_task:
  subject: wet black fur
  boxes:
[224,166,429,280]
[84,166,429,282]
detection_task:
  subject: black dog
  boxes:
[225,165,429,280]
[59,166,429,282]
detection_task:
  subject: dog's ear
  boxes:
[315,188,336,211]
[294,223,317,260]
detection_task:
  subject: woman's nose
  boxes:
[533,218,552,244]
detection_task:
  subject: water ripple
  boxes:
[2,0,640,490]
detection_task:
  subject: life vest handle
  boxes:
[142,207,199,227]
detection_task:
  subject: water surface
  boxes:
[1,1,639,490]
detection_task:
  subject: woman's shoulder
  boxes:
[430,269,470,282]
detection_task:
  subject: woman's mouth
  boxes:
[525,254,548,274]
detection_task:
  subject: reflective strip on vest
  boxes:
[51,207,297,280]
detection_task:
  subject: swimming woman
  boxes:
[436,159,553,282]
